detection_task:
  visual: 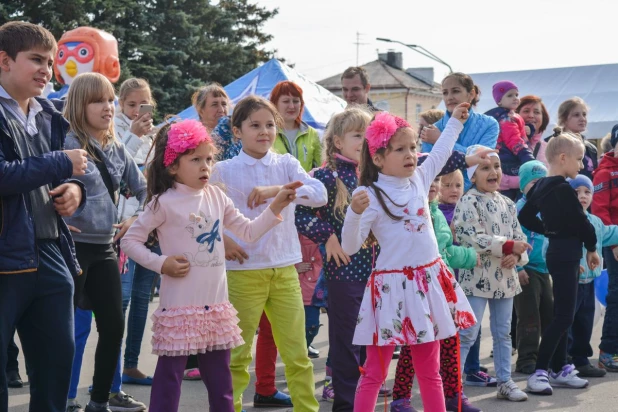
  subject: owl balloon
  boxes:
[48,27,120,99]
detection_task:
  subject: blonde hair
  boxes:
[192,83,229,118]
[601,133,613,154]
[118,78,155,107]
[64,73,117,160]
[557,97,589,128]
[323,106,372,220]
[420,109,445,125]
[545,127,585,163]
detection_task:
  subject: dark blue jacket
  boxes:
[0,97,84,276]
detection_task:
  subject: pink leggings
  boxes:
[354,342,445,412]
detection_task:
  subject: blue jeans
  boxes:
[304,305,321,347]
[121,246,159,369]
[601,247,618,354]
[464,328,482,374]
[459,296,514,383]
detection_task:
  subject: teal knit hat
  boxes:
[519,160,547,192]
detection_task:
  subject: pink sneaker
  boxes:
[183,368,201,380]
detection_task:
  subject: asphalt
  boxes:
[8,300,618,411]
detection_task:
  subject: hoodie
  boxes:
[592,151,618,226]
[518,176,596,258]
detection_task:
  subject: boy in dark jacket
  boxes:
[0,22,88,411]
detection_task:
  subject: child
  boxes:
[121,119,299,412]
[562,175,618,377]
[513,161,553,375]
[294,107,373,409]
[485,81,534,201]
[0,21,87,411]
[593,124,618,371]
[519,131,600,395]
[209,95,327,412]
[63,72,148,412]
[341,104,476,412]
[453,144,530,402]
[438,170,464,224]
[391,174,481,412]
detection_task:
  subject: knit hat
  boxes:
[466,144,500,181]
[568,174,593,191]
[518,160,547,192]
[492,81,518,105]
[611,124,618,148]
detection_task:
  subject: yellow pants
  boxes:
[227,265,319,412]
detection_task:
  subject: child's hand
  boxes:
[130,113,154,137]
[512,241,532,256]
[113,215,138,242]
[64,149,88,176]
[501,254,517,269]
[351,190,370,214]
[162,255,190,277]
[295,262,313,273]
[247,185,282,209]
[587,251,601,271]
[223,235,249,264]
[465,148,497,168]
[518,270,529,286]
[325,233,351,267]
[452,102,471,123]
[420,125,441,145]
[269,181,302,216]
[579,265,585,274]
[612,247,618,261]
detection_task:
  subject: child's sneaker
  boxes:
[379,383,392,396]
[525,370,552,395]
[465,371,497,387]
[497,379,528,402]
[390,398,418,412]
[549,364,588,388]
[325,365,333,381]
[66,402,85,412]
[445,393,481,412]
[599,351,618,372]
[108,392,146,412]
[183,368,201,380]
[576,363,606,377]
[322,381,334,402]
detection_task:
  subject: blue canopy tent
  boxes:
[175,59,346,132]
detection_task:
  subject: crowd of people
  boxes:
[3,20,618,412]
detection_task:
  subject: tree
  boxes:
[0,0,279,118]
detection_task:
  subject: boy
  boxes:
[519,132,600,395]
[592,124,618,372]
[514,161,553,375]
[0,21,88,411]
[564,175,618,377]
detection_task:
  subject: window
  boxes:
[415,104,422,121]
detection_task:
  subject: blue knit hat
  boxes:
[568,174,593,191]
[518,160,547,192]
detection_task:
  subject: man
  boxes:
[340,66,380,111]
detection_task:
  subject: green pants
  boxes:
[227,265,319,412]
[514,268,554,370]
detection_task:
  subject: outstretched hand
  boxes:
[269,181,302,216]
[465,148,498,168]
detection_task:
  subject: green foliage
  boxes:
[0,0,278,119]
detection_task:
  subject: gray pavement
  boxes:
[8,300,618,411]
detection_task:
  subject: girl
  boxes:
[452,145,530,402]
[438,170,464,224]
[120,119,300,412]
[485,81,534,201]
[341,104,475,412]
[295,107,373,410]
[115,77,158,386]
[420,72,499,191]
[63,73,148,412]
[209,95,327,412]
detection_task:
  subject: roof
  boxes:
[318,59,439,92]
[469,63,618,139]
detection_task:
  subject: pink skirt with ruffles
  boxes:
[151,301,244,356]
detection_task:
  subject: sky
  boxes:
[259,0,615,84]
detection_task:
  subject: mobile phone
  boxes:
[139,104,154,116]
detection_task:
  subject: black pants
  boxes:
[568,282,595,367]
[6,332,19,373]
[536,241,580,372]
[73,242,124,404]
[600,247,618,353]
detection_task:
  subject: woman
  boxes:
[192,83,230,132]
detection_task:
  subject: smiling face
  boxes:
[342,74,370,105]
[439,171,464,204]
[233,108,278,159]
[564,104,588,133]
[373,127,418,178]
[471,156,502,193]
[335,129,365,163]
[170,142,216,190]
[429,177,441,202]
[518,102,543,133]
[442,76,475,113]
[85,94,115,138]
[574,185,593,210]
[0,49,54,106]
[119,88,152,120]
[498,89,520,111]
[276,94,302,126]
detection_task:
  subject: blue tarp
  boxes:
[175,59,346,132]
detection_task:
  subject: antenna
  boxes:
[353,31,369,66]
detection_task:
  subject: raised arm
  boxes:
[286,155,327,207]
[418,116,465,187]
[222,190,282,243]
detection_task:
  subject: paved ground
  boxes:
[8,300,618,411]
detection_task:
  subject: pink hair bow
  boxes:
[163,120,212,167]
[365,112,411,156]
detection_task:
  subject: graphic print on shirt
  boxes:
[403,206,429,234]
[184,212,223,267]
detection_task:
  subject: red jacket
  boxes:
[592,152,618,225]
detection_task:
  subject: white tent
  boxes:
[469,64,618,139]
